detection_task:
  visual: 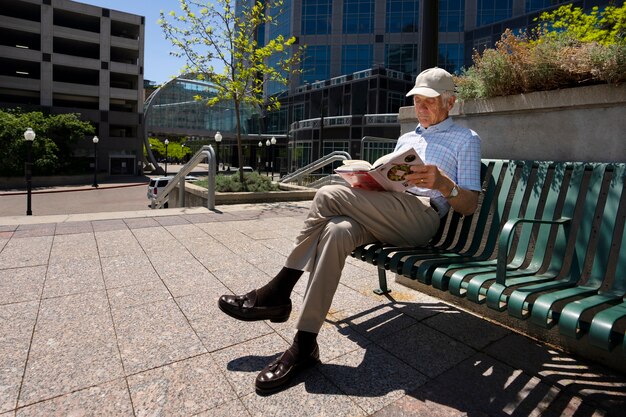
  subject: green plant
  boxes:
[196,172,279,192]
[456,3,626,100]
[0,109,95,176]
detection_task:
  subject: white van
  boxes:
[147,176,199,205]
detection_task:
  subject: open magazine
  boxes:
[335,147,424,192]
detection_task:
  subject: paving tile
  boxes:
[48,232,99,261]
[127,353,236,417]
[390,352,601,417]
[101,255,160,289]
[130,226,184,252]
[94,229,143,258]
[0,236,52,268]
[108,280,172,310]
[0,301,39,414]
[0,237,9,252]
[210,333,290,397]
[112,299,206,374]
[332,294,418,342]
[376,322,476,379]
[484,333,626,415]
[154,215,190,226]
[123,217,161,229]
[91,219,128,232]
[19,293,123,406]
[15,378,133,417]
[241,370,366,417]
[208,262,272,296]
[176,288,274,352]
[421,306,510,350]
[53,221,93,235]
[42,257,104,299]
[194,398,251,417]
[319,344,429,415]
[149,254,226,297]
[0,266,46,305]
[14,223,56,238]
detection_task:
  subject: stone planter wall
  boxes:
[169,182,317,208]
[399,83,626,163]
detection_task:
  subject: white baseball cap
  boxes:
[405,67,455,97]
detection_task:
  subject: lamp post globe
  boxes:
[164,139,169,176]
[214,131,222,172]
[23,128,35,215]
[92,136,99,188]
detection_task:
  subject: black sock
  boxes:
[290,330,318,358]
[255,267,303,306]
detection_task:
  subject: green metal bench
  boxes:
[351,159,626,354]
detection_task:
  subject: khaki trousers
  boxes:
[284,185,440,333]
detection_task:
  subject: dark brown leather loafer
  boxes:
[255,344,320,394]
[218,290,292,323]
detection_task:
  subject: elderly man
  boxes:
[219,67,482,394]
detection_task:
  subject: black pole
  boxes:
[25,141,32,216]
[165,144,168,176]
[217,142,220,173]
[92,141,99,188]
[270,145,274,180]
[420,0,439,70]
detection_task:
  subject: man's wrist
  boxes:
[446,182,460,199]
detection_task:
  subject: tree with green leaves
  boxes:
[159,0,303,185]
[536,2,626,46]
[0,109,95,177]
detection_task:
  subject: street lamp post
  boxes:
[265,139,271,176]
[270,136,276,180]
[215,131,222,173]
[92,136,99,188]
[258,140,263,173]
[164,139,169,176]
[23,127,36,216]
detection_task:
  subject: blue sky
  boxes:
[78,0,189,84]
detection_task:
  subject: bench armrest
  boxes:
[495,217,571,284]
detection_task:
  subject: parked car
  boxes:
[147,175,199,206]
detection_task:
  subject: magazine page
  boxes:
[335,148,423,192]
[371,147,424,192]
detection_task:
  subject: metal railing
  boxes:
[279,151,352,186]
[150,145,216,210]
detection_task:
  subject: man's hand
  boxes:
[407,165,479,216]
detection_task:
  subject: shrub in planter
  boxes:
[456,3,626,100]
[196,172,280,192]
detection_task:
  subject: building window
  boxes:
[293,141,313,170]
[343,0,374,34]
[439,0,465,32]
[385,44,419,76]
[302,0,332,35]
[386,0,419,33]
[526,0,567,13]
[302,45,330,84]
[476,0,513,26]
[438,43,464,74]
[342,45,373,74]
[362,141,396,163]
[293,103,305,123]
[322,140,349,156]
[387,91,405,113]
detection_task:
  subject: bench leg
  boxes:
[374,267,391,295]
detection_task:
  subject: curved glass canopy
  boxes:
[145,76,259,134]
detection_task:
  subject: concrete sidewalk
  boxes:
[0,203,624,416]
